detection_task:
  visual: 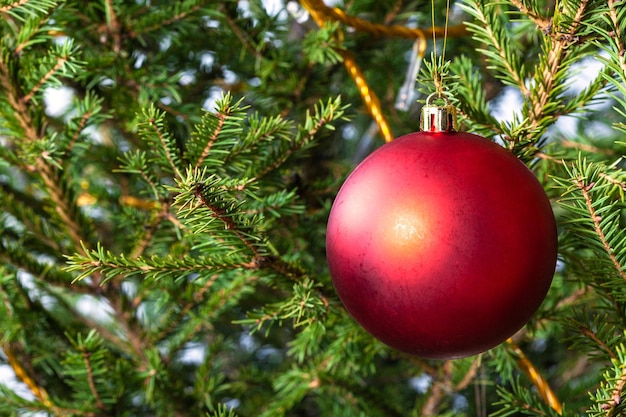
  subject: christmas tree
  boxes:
[1,0,626,415]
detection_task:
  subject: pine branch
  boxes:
[577,179,626,281]
[580,325,618,360]
[193,182,264,262]
[588,343,626,417]
[128,0,210,38]
[37,160,90,256]
[20,54,67,104]
[103,0,121,53]
[195,110,225,169]
[186,93,247,171]
[460,0,529,95]
[555,157,626,289]
[0,54,39,141]
[607,0,626,76]
[65,242,260,283]
[255,96,346,179]
[526,0,590,133]
[510,0,552,31]
[0,0,29,13]
[81,350,105,410]
[137,105,184,179]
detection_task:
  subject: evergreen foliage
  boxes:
[1,0,626,415]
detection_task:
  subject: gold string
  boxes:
[431,0,452,97]
[341,49,393,142]
[302,0,467,40]
[3,343,54,409]
[301,0,394,142]
[507,339,563,414]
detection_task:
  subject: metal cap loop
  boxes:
[420,93,458,133]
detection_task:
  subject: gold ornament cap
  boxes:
[420,93,458,133]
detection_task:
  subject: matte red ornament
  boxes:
[326,96,557,359]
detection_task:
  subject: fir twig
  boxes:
[36,160,89,256]
[0,0,28,14]
[607,0,626,77]
[528,0,589,132]
[81,349,105,410]
[193,182,264,265]
[580,325,618,359]
[129,201,170,259]
[20,55,67,105]
[604,368,626,416]
[577,179,626,280]
[510,0,552,31]
[0,57,39,140]
[195,110,225,169]
[103,0,121,53]
[147,113,183,179]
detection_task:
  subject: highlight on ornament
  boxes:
[326,94,558,360]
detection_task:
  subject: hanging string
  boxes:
[431,0,451,97]
[442,0,451,66]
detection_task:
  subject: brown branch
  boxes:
[602,366,626,416]
[473,6,530,97]
[608,0,626,79]
[36,159,88,257]
[104,0,121,53]
[577,180,626,280]
[599,172,626,190]
[221,8,264,59]
[455,356,482,391]
[129,3,204,38]
[64,111,92,159]
[193,183,262,264]
[421,361,453,416]
[148,116,182,179]
[510,0,552,32]
[153,273,221,343]
[0,58,39,141]
[109,292,150,370]
[0,54,88,259]
[562,139,616,156]
[21,56,68,105]
[527,0,588,133]
[129,203,167,259]
[195,109,226,169]
[82,350,105,410]
[580,326,617,360]
[0,0,28,13]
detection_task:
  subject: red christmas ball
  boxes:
[326,129,557,359]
